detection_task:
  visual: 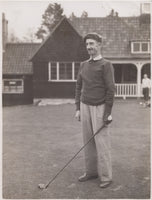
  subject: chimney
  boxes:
[139,3,150,25]
[115,12,119,17]
[110,9,114,17]
[140,3,150,14]
[2,13,8,52]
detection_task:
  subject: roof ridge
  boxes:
[71,16,140,19]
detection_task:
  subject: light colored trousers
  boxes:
[81,102,112,182]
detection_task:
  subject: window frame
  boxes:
[3,79,24,94]
[48,62,80,82]
[131,41,150,54]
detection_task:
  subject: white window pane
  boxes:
[59,63,72,80]
[51,63,57,80]
[3,79,23,93]
[142,43,148,52]
[133,43,140,52]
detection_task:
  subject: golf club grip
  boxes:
[45,124,105,188]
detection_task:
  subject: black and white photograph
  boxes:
[1,0,151,199]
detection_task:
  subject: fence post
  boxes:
[135,62,143,98]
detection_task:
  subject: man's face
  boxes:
[144,74,147,79]
[85,38,101,57]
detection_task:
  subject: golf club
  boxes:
[38,121,111,190]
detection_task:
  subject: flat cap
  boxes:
[84,32,102,43]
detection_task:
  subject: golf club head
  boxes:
[38,183,47,190]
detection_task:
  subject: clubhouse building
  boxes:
[2,3,151,105]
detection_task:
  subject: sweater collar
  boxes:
[89,55,102,62]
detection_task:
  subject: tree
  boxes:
[81,11,88,18]
[35,3,64,41]
[8,32,20,43]
[22,28,39,43]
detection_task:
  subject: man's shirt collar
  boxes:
[89,55,102,62]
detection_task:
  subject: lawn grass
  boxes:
[2,100,150,199]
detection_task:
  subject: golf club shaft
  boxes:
[44,124,106,189]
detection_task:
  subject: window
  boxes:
[50,62,57,80]
[141,43,148,52]
[48,62,80,81]
[3,79,24,94]
[131,41,150,54]
[133,43,140,52]
[59,63,72,80]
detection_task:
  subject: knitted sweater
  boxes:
[75,58,115,116]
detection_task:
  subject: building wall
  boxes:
[34,81,76,98]
[3,75,33,106]
[33,61,48,81]
[33,62,76,98]
[31,17,151,98]
[32,18,88,98]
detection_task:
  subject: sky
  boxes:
[0,0,150,41]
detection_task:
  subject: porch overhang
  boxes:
[105,56,150,64]
[105,56,150,60]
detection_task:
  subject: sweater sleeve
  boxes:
[75,63,83,110]
[103,61,115,116]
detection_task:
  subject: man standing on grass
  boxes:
[75,33,115,188]
[142,74,151,107]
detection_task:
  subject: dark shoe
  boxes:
[78,173,98,182]
[99,181,112,188]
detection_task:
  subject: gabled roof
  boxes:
[71,16,150,39]
[3,43,40,74]
[30,16,82,61]
[71,15,150,58]
[3,15,150,76]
